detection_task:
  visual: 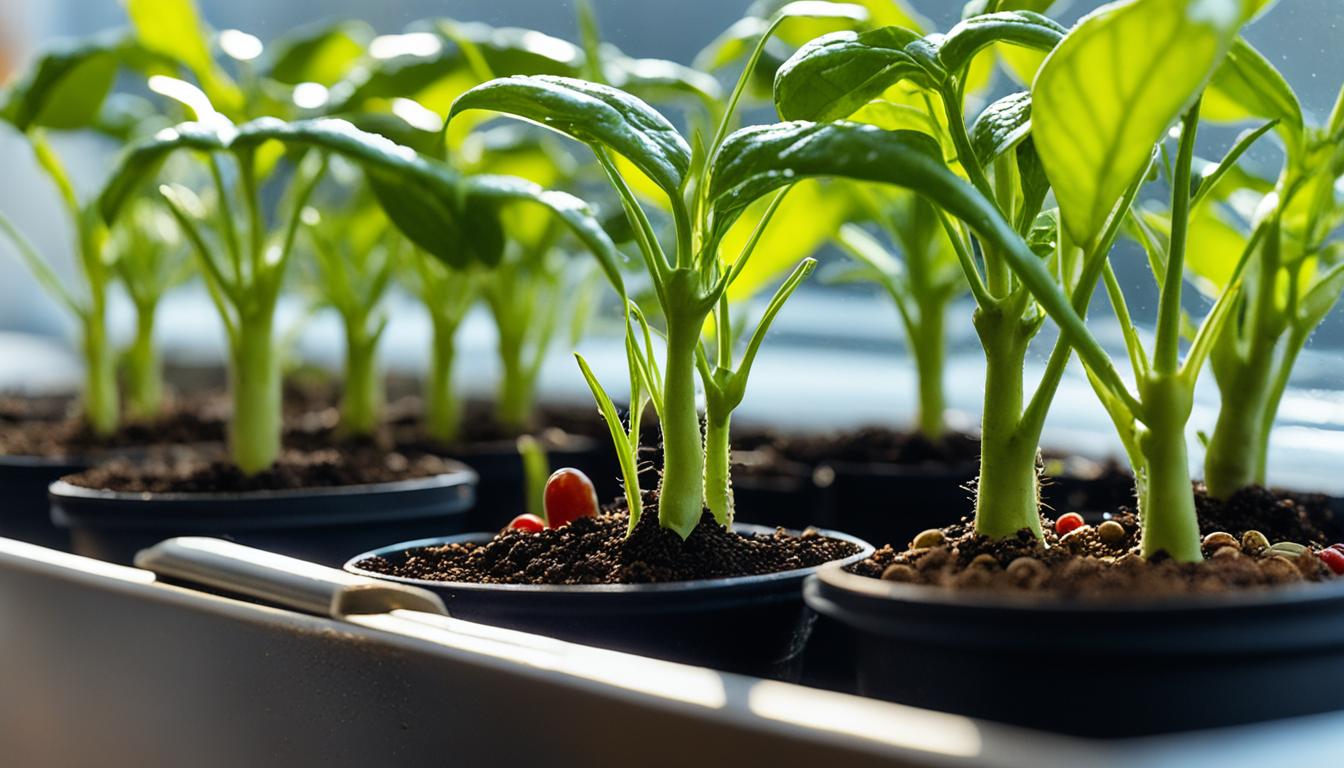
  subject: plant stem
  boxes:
[972,304,1040,539]
[81,314,119,438]
[124,302,163,421]
[1204,336,1275,498]
[340,326,382,437]
[229,310,280,474]
[911,300,947,441]
[425,316,461,444]
[703,406,733,525]
[1137,374,1201,561]
[658,308,707,538]
[495,337,535,433]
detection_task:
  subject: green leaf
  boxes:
[604,54,723,114]
[1032,0,1249,247]
[773,26,942,122]
[720,180,850,302]
[264,20,374,86]
[125,0,242,113]
[449,75,691,198]
[0,33,130,131]
[696,1,879,72]
[937,11,1066,75]
[970,90,1032,167]
[1203,37,1303,157]
[706,119,1130,401]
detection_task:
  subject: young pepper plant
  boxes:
[771,7,1122,540]
[1026,0,1266,560]
[99,115,623,474]
[445,2,903,535]
[299,190,394,438]
[1190,42,1344,498]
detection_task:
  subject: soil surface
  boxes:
[0,397,225,459]
[851,484,1340,598]
[733,426,983,469]
[63,447,460,493]
[355,496,861,585]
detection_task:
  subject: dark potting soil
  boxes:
[850,485,1338,598]
[63,446,459,494]
[0,399,226,459]
[732,425,983,469]
[355,500,861,585]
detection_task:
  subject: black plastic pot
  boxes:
[0,454,92,550]
[732,457,834,532]
[49,462,477,567]
[450,434,602,531]
[806,563,1344,737]
[346,524,874,679]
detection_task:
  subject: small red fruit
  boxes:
[1319,547,1344,576]
[1331,543,1344,552]
[507,514,546,533]
[543,467,600,528]
[1055,512,1085,536]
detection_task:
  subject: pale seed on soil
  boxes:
[970,553,998,569]
[911,529,945,549]
[1202,531,1239,553]
[882,563,919,583]
[1241,530,1270,552]
[1097,520,1126,545]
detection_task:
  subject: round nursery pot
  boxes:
[49,462,477,567]
[806,564,1344,737]
[0,454,92,550]
[451,434,602,531]
[346,524,874,679]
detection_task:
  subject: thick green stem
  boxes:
[973,306,1041,540]
[81,316,119,438]
[425,317,461,444]
[912,303,947,441]
[1204,340,1275,498]
[658,312,707,538]
[124,304,163,421]
[496,349,536,434]
[703,407,733,526]
[229,311,281,474]
[341,328,382,438]
[1137,375,1202,561]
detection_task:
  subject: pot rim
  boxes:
[48,460,478,504]
[810,559,1344,614]
[344,524,875,595]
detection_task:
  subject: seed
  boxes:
[1260,555,1303,582]
[1268,541,1308,559]
[911,528,945,549]
[1212,546,1242,560]
[1241,530,1270,553]
[1318,548,1344,576]
[1055,512,1085,535]
[1202,532,1240,553]
[506,513,545,533]
[1006,556,1047,585]
[543,468,600,528]
[882,563,919,583]
[1097,520,1126,545]
[1060,527,1090,551]
[970,553,998,569]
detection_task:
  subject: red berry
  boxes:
[1331,543,1344,552]
[1319,547,1344,576]
[507,514,546,533]
[543,468,600,528]
[1055,512,1085,536]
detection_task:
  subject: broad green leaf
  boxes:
[697,1,880,72]
[264,20,373,86]
[1203,37,1303,157]
[1033,0,1250,246]
[969,90,1032,166]
[125,0,242,113]
[706,119,1129,400]
[937,11,1066,75]
[720,180,850,302]
[449,75,691,198]
[773,27,942,122]
[604,54,723,115]
[0,33,143,131]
